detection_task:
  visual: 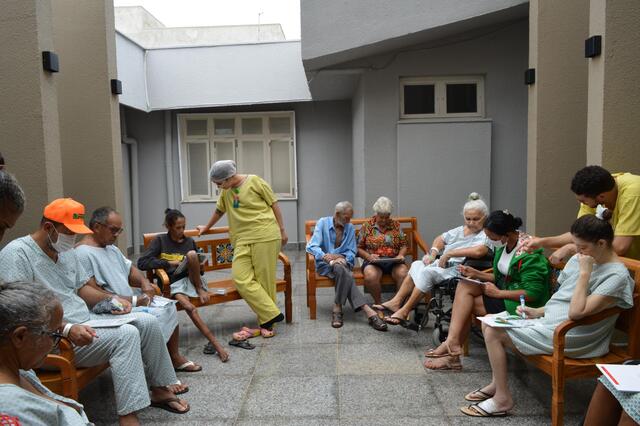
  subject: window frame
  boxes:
[177,111,297,202]
[400,75,485,120]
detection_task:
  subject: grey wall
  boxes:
[351,80,366,216]
[301,0,527,69]
[115,32,147,111]
[353,20,529,223]
[122,100,352,247]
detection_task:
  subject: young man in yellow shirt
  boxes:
[526,165,640,261]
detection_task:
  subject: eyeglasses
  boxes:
[99,223,124,236]
[38,330,65,349]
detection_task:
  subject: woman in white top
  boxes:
[0,281,92,425]
[376,193,490,327]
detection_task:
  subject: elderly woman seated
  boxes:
[461,211,634,417]
[376,193,490,326]
[357,196,409,304]
[0,281,93,424]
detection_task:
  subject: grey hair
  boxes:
[0,281,59,340]
[89,206,117,230]
[0,170,25,213]
[209,160,237,182]
[335,201,353,214]
[462,192,489,216]
[372,196,393,215]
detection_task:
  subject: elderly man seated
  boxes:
[0,198,190,425]
[75,206,202,379]
[306,201,387,331]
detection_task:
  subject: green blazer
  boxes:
[493,245,551,315]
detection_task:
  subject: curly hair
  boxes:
[570,166,615,198]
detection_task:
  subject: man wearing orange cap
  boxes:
[0,198,190,423]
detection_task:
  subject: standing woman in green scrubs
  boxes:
[197,160,287,337]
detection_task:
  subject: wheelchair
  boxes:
[412,256,493,346]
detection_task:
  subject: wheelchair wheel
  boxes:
[412,303,429,329]
[432,324,449,347]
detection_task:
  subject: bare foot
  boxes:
[165,381,188,394]
[424,342,448,357]
[213,342,229,362]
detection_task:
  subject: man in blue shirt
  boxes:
[306,201,387,331]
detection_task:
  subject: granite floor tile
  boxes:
[255,344,337,376]
[338,342,424,375]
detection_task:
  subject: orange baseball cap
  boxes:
[43,198,93,234]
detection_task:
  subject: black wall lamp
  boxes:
[42,51,59,72]
[524,68,535,85]
[110,79,122,95]
[585,35,602,58]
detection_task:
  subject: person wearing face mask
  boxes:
[423,210,550,371]
[0,198,191,424]
[0,281,93,425]
[460,210,633,418]
[376,193,491,328]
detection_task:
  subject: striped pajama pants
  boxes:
[73,312,178,416]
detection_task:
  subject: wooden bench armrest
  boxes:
[552,306,626,363]
[42,337,76,368]
[412,230,430,256]
[307,251,317,272]
[152,269,172,298]
[278,251,290,267]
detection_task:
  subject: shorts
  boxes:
[483,295,506,314]
[362,260,401,275]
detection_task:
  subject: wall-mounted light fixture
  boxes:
[585,35,602,58]
[42,51,59,73]
[524,68,535,85]
[110,79,122,95]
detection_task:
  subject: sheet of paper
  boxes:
[83,317,136,328]
[477,312,540,328]
[209,288,227,295]
[150,296,176,307]
[597,364,640,392]
[459,276,486,285]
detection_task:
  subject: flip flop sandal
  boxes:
[203,342,218,355]
[229,338,255,350]
[166,380,189,395]
[423,354,462,371]
[464,388,494,402]
[459,399,508,417]
[331,311,344,328]
[232,329,255,340]
[150,397,190,414]
[384,315,419,331]
[424,348,450,358]
[368,314,388,331]
[174,360,202,372]
[372,304,396,317]
[240,326,261,338]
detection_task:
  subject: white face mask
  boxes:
[47,225,76,253]
[489,238,505,249]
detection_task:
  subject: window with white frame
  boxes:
[400,76,485,119]
[179,112,296,201]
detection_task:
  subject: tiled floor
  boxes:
[81,250,594,425]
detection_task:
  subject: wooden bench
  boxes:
[514,256,640,426]
[305,216,428,319]
[143,227,293,323]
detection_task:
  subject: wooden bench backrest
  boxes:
[143,228,235,272]
[616,257,640,357]
[304,217,421,261]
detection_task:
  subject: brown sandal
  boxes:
[331,311,344,328]
[423,343,462,370]
[368,314,388,331]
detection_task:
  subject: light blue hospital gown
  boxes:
[507,255,634,358]
[74,244,178,342]
[599,375,640,423]
[0,370,92,425]
[0,236,179,416]
[409,226,489,293]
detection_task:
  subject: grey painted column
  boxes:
[0,0,64,244]
[51,0,125,236]
[526,0,589,236]
[586,0,640,173]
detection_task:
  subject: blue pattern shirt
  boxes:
[306,216,356,276]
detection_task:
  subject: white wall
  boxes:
[353,20,529,222]
[115,32,147,111]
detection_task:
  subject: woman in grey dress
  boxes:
[0,281,93,425]
[461,211,634,417]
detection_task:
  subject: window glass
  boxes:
[269,117,291,134]
[403,85,435,115]
[270,140,291,193]
[242,118,263,135]
[446,83,478,113]
[214,141,234,162]
[240,140,264,176]
[214,119,235,136]
[186,119,207,136]
[187,143,209,195]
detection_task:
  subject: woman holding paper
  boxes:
[424,210,550,370]
[138,208,229,361]
[460,211,634,418]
